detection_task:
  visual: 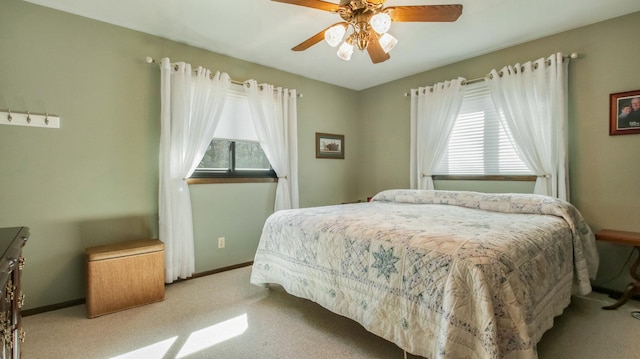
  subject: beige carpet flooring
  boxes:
[22,265,640,359]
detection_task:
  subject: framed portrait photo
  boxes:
[610,89,640,135]
[316,132,344,159]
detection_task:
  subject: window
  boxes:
[190,84,275,179]
[191,139,275,178]
[433,81,532,176]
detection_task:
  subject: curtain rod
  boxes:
[145,57,302,97]
[403,52,579,97]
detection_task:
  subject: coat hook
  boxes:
[26,111,31,124]
[7,110,12,122]
[45,113,49,125]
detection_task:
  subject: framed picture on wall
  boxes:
[316,132,344,159]
[610,89,640,135]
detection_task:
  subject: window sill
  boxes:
[187,177,278,185]
[432,175,536,181]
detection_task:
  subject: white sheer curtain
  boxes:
[487,52,569,200]
[410,78,466,189]
[243,79,299,211]
[159,57,231,282]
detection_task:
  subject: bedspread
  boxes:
[250,190,599,358]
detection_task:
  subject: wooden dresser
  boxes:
[0,227,29,358]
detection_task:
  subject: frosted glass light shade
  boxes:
[379,33,398,53]
[324,25,346,47]
[370,13,391,34]
[337,42,354,61]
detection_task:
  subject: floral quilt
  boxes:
[250,190,599,359]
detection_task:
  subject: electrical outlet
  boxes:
[218,237,225,248]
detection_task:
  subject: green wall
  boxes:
[190,183,277,273]
[359,11,640,291]
[1,0,639,310]
[0,0,359,310]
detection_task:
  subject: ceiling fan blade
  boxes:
[387,4,463,22]
[292,22,347,51]
[341,0,386,5]
[271,0,342,12]
[367,33,391,64]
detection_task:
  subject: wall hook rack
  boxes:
[1,109,60,128]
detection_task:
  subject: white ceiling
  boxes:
[24,0,640,90]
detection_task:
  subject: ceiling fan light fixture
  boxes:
[276,1,463,64]
[370,12,391,34]
[337,41,354,61]
[379,32,397,53]
[324,24,346,47]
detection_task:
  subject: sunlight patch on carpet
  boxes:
[110,336,177,359]
[176,314,248,358]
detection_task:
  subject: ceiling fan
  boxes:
[272,0,463,64]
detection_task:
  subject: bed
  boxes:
[250,189,599,358]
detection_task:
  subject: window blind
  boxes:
[434,81,532,175]
[212,84,258,142]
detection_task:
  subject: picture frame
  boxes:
[610,89,640,135]
[316,132,344,159]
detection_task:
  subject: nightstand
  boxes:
[595,229,640,310]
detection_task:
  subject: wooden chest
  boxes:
[85,239,164,318]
